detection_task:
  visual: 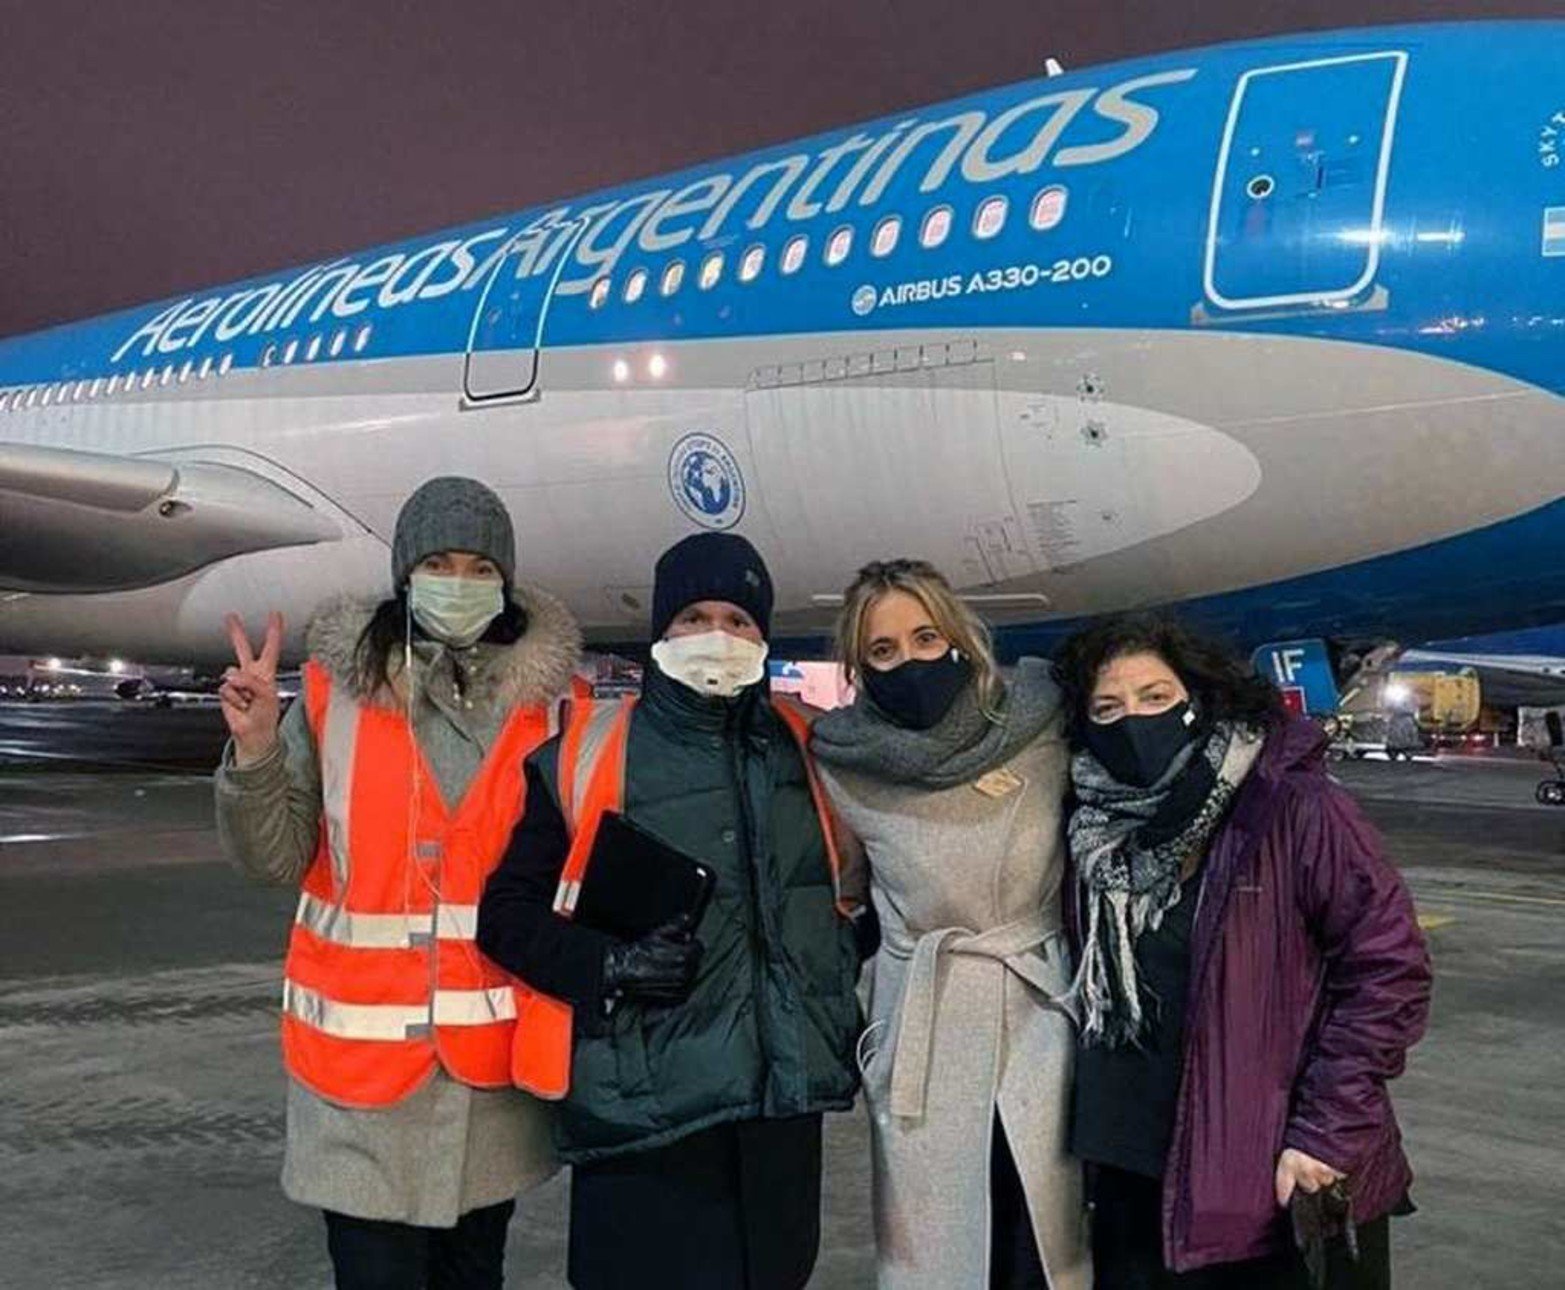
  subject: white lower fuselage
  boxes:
[1,323,1557,665]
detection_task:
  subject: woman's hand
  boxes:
[1275,1147,1344,1207]
[220,612,284,767]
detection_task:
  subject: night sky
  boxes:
[1,0,1555,339]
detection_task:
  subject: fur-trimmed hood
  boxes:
[304,582,583,712]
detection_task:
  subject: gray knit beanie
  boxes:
[392,477,516,587]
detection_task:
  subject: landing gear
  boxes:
[1537,777,1565,807]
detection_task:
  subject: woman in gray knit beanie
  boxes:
[213,476,582,1289]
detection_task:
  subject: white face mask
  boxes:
[651,630,769,699]
[408,573,505,648]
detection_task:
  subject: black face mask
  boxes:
[1083,700,1200,788]
[862,650,973,730]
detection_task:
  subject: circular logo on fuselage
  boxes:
[851,284,878,317]
[668,432,746,530]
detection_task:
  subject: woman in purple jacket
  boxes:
[1054,613,1431,1288]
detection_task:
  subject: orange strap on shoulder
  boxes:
[772,698,856,919]
[554,697,635,914]
[511,696,634,1102]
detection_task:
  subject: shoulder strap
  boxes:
[773,697,860,919]
[552,695,636,916]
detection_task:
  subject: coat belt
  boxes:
[883,910,1068,1120]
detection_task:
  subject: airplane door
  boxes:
[1203,50,1407,311]
[463,220,589,402]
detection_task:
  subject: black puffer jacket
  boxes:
[478,665,862,1163]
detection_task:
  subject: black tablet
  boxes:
[572,811,716,941]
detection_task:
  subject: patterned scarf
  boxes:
[1067,722,1264,1046]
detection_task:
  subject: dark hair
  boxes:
[353,592,528,698]
[1052,611,1284,746]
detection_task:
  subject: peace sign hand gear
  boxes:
[220,611,285,767]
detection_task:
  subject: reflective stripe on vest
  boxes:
[284,981,518,1040]
[282,660,552,1107]
[510,693,847,1101]
[293,891,482,948]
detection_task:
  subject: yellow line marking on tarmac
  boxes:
[1416,914,1456,930]
[1417,889,1565,909]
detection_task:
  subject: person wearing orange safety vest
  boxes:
[214,477,584,1290]
[477,532,874,1290]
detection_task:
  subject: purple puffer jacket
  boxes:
[1155,717,1433,1272]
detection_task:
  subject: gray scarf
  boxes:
[810,658,1062,789]
[1067,723,1264,1046]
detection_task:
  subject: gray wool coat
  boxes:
[819,724,1090,1290]
[214,584,581,1228]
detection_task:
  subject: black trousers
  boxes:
[323,1201,515,1290]
[991,1118,1049,1289]
[1089,1166,1391,1290]
[568,1114,823,1290]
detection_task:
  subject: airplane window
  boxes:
[330,329,347,358]
[624,268,648,303]
[825,226,853,266]
[353,325,372,354]
[699,251,724,291]
[219,352,234,374]
[871,216,901,258]
[306,335,323,362]
[974,196,1008,240]
[589,277,612,310]
[198,356,213,380]
[738,245,765,283]
[660,260,685,296]
[781,234,809,276]
[920,205,953,249]
[1030,185,1068,231]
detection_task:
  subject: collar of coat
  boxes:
[304,582,583,712]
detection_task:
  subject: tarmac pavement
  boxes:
[0,707,1560,1287]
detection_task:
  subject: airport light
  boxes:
[44,657,62,671]
[647,353,668,379]
[1383,682,1412,707]
[108,658,126,675]
[612,359,630,384]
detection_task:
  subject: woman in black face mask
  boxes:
[1053,613,1431,1290]
[810,559,1089,1290]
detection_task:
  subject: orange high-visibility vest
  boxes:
[280,660,555,1108]
[511,694,852,1100]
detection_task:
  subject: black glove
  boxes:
[1290,1177,1357,1290]
[601,918,703,1006]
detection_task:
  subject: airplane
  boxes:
[1,20,1562,668]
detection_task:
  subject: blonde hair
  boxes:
[834,558,1004,717]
